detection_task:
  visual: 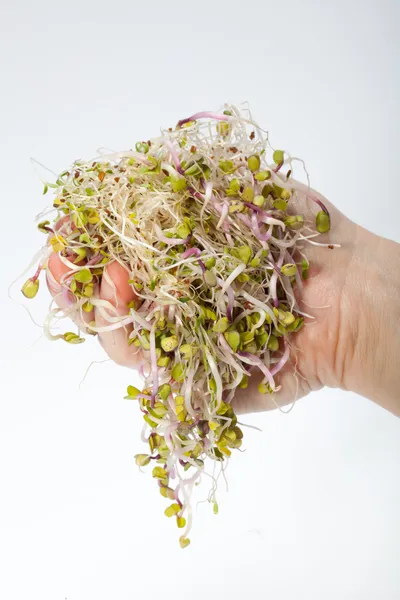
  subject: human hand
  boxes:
[46,185,400,416]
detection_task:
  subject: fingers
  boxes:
[96,261,143,368]
[46,251,95,329]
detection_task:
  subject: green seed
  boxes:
[160,486,175,499]
[157,356,171,367]
[283,312,295,326]
[273,149,284,164]
[179,536,191,549]
[239,375,248,389]
[161,336,179,353]
[176,516,186,528]
[217,121,230,137]
[82,301,93,312]
[281,263,297,277]
[134,454,150,467]
[171,363,185,382]
[229,178,240,192]
[224,331,240,352]
[149,433,162,452]
[228,201,245,214]
[219,160,235,173]
[37,220,50,233]
[74,268,93,284]
[135,141,149,153]
[250,257,261,268]
[261,183,273,198]
[143,414,158,428]
[205,308,217,321]
[158,384,171,401]
[213,317,230,333]
[256,332,269,348]
[273,199,288,211]
[245,341,257,353]
[204,270,217,287]
[247,154,261,172]
[176,223,191,239]
[171,178,187,193]
[205,257,216,269]
[254,170,271,181]
[237,245,252,264]
[316,211,330,233]
[126,385,140,399]
[242,186,255,202]
[152,466,167,479]
[63,332,85,344]
[79,233,90,244]
[240,331,254,345]
[253,195,265,208]
[267,335,279,351]
[301,259,309,280]
[21,278,39,299]
[284,215,304,230]
[164,503,181,517]
[180,344,193,358]
[216,401,230,415]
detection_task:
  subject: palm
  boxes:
[233,185,358,413]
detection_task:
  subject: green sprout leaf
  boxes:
[247,154,260,172]
[316,211,330,233]
[213,317,230,333]
[164,503,181,517]
[273,149,284,164]
[73,268,93,284]
[21,278,39,299]
[281,263,297,277]
[161,336,179,352]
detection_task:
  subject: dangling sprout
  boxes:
[21,104,334,548]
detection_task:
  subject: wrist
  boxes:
[341,227,400,414]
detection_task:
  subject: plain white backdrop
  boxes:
[0,1,399,599]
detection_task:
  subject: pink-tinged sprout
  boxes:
[237,351,276,391]
[177,112,230,128]
[154,224,191,246]
[251,213,273,242]
[165,140,184,175]
[31,263,43,283]
[86,252,103,266]
[270,339,290,376]
[311,195,329,216]
[181,247,201,259]
[136,393,152,401]
[197,259,206,273]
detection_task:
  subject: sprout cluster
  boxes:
[22,105,332,547]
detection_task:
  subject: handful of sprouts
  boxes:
[22,106,331,548]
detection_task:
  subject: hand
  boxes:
[46,186,400,416]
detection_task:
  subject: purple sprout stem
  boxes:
[181,247,201,259]
[177,111,230,128]
[197,259,206,273]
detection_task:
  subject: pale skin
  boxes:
[46,185,400,417]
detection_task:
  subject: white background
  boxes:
[0,1,399,599]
